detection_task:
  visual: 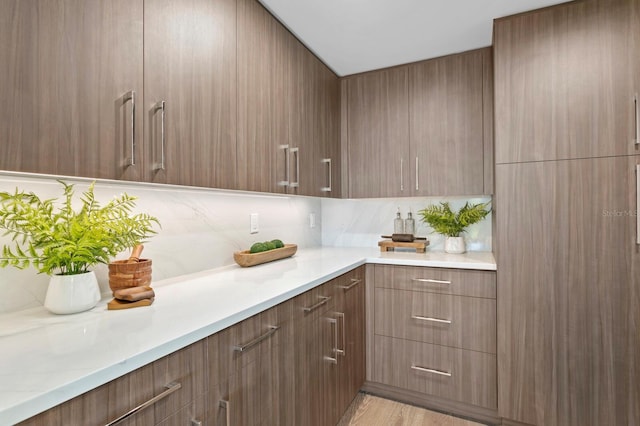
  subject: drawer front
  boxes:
[373,265,496,298]
[374,288,496,353]
[372,335,497,409]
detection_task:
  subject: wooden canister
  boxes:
[108,259,152,293]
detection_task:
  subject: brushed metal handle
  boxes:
[411,365,452,377]
[336,312,346,356]
[634,93,639,146]
[154,101,166,171]
[411,314,452,324]
[411,278,451,285]
[321,158,332,192]
[233,325,279,352]
[303,296,331,312]
[415,156,419,191]
[124,91,135,166]
[337,278,361,290]
[105,381,181,425]
[278,144,290,186]
[219,399,230,426]
[324,318,338,364]
[636,164,639,245]
[400,158,404,191]
[290,147,299,188]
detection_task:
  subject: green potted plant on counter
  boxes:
[0,181,159,314]
[418,201,490,254]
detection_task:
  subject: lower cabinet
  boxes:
[365,264,498,423]
[20,267,365,426]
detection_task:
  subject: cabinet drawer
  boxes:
[372,335,497,409]
[373,265,496,298]
[374,288,496,353]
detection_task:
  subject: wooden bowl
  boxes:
[108,259,152,293]
[233,244,297,267]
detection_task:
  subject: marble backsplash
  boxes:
[0,172,492,314]
[321,196,492,252]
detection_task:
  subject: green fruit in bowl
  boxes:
[250,242,268,253]
[263,241,276,250]
[271,239,284,248]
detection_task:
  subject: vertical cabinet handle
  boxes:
[219,400,230,426]
[154,101,166,171]
[415,156,419,191]
[324,318,338,364]
[278,145,290,187]
[636,164,639,245]
[321,158,332,192]
[336,312,346,357]
[124,91,136,166]
[634,93,639,146]
[290,147,299,188]
[400,158,404,191]
[105,381,181,425]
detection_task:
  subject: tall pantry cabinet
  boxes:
[494,1,640,425]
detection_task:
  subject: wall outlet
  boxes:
[309,212,316,229]
[250,213,259,234]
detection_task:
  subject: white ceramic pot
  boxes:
[44,271,101,314]
[444,236,466,254]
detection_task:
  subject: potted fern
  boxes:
[418,201,490,254]
[0,181,159,314]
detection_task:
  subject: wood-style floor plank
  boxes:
[338,393,485,426]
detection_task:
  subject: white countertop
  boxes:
[0,247,495,425]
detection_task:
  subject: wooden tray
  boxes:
[378,239,429,253]
[234,244,297,267]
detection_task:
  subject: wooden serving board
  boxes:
[378,239,429,253]
[234,244,297,267]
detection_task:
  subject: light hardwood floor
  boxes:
[337,393,485,426]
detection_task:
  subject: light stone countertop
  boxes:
[0,247,495,425]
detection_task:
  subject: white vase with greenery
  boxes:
[0,181,159,314]
[418,201,491,254]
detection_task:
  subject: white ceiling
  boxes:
[258,0,572,76]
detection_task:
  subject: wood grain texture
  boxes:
[482,47,494,195]
[409,49,485,196]
[143,0,236,188]
[372,335,497,410]
[373,264,496,299]
[496,156,640,425]
[337,393,483,426]
[346,66,411,198]
[335,267,367,420]
[494,0,638,164]
[374,288,496,354]
[0,0,144,180]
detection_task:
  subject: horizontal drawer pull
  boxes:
[337,278,362,290]
[411,278,451,285]
[233,325,279,352]
[411,315,452,324]
[105,381,182,425]
[411,365,452,377]
[303,296,331,312]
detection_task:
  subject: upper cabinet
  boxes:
[494,0,639,164]
[0,0,144,181]
[344,66,410,198]
[343,48,493,198]
[143,0,237,189]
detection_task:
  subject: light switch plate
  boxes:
[250,213,259,234]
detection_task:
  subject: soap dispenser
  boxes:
[405,210,415,236]
[394,208,404,234]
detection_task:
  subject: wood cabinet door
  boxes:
[345,67,410,198]
[143,0,236,188]
[236,0,289,194]
[0,0,143,181]
[494,0,638,164]
[334,268,366,421]
[409,49,486,196]
[496,156,640,426]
